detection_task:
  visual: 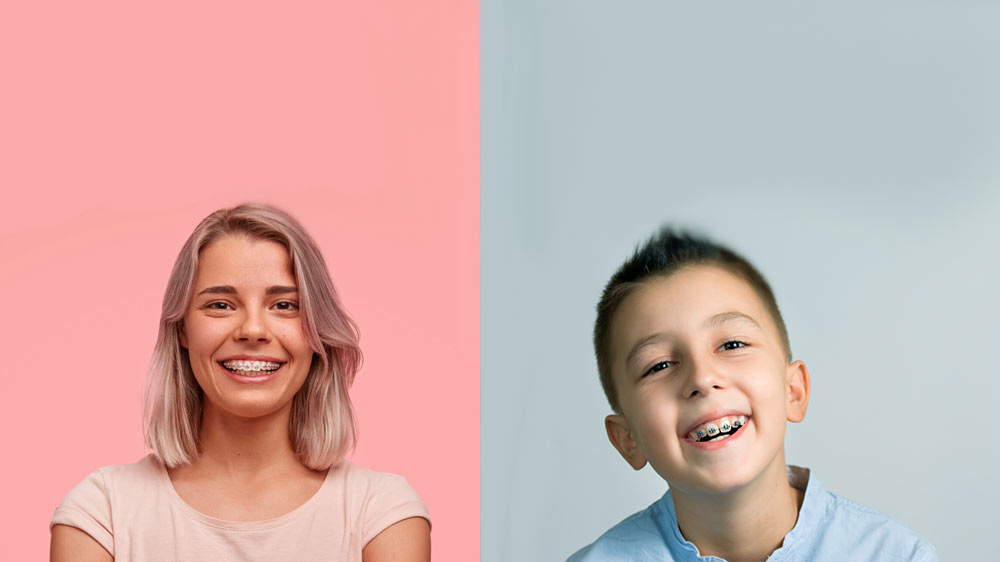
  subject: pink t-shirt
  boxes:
[50,454,430,561]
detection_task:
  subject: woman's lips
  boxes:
[217,361,283,384]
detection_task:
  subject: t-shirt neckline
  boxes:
[151,454,336,531]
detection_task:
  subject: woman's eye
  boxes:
[206,302,233,310]
[720,340,748,351]
[643,361,675,377]
[274,301,299,311]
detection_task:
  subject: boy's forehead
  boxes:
[609,266,775,364]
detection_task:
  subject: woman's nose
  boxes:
[235,309,270,342]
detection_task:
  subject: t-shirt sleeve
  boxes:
[50,469,114,556]
[361,473,430,546]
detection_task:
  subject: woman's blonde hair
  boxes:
[142,203,362,470]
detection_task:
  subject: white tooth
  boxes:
[237,361,277,371]
[718,417,733,433]
[706,423,719,437]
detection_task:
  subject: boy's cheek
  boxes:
[632,411,680,460]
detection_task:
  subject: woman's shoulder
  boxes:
[83,454,164,492]
[50,454,164,555]
[331,460,431,542]
[57,454,162,501]
[335,459,406,484]
[332,460,422,502]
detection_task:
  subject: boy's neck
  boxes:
[670,458,805,562]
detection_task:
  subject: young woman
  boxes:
[50,204,430,561]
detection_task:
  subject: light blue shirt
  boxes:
[568,466,938,562]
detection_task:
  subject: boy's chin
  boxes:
[654,463,768,496]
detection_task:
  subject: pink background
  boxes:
[0,2,478,560]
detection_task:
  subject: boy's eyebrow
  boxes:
[196,285,298,296]
[625,332,672,367]
[705,311,761,329]
[624,311,762,367]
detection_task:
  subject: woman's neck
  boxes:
[670,459,804,562]
[187,401,308,481]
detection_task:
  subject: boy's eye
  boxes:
[643,361,676,377]
[719,340,748,351]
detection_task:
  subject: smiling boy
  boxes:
[568,229,937,562]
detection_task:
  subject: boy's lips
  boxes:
[681,409,751,437]
[683,417,751,451]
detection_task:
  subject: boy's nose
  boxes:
[682,360,726,398]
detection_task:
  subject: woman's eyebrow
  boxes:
[265,285,298,295]
[195,285,298,296]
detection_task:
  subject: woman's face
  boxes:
[180,235,314,420]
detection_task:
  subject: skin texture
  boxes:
[51,235,429,562]
[604,265,809,562]
[50,525,112,562]
[181,235,315,426]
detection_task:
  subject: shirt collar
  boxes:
[653,465,827,561]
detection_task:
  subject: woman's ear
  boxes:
[179,323,188,349]
[785,360,810,423]
[606,414,648,470]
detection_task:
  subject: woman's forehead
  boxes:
[195,236,295,288]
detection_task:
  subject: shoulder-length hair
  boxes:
[142,203,362,470]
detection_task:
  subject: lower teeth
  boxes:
[231,369,276,377]
[699,425,742,443]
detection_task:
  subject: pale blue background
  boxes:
[482,2,999,560]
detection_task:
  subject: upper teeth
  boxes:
[688,415,748,442]
[223,360,282,371]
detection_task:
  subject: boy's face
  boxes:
[605,265,809,495]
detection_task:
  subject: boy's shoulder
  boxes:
[567,467,938,562]
[566,493,673,562]
[797,481,938,562]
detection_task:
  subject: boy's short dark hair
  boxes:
[594,228,792,413]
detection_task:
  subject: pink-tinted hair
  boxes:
[142,203,362,469]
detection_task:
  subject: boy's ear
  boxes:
[606,414,648,470]
[785,360,810,423]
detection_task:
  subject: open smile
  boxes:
[682,414,752,450]
[217,360,284,384]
